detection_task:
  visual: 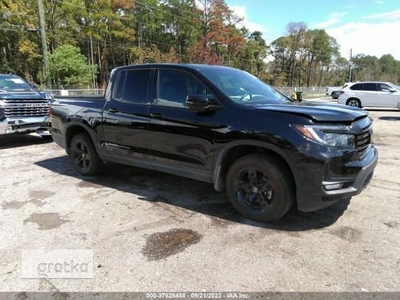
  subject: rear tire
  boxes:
[226,154,294,222]
[346,98,361,107]
[69,133,102,176]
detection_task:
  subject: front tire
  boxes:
[346,98,361,107]
[69,133,102,176]
[226,154,294,222]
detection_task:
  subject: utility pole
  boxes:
[348,48,353,82]
[37,0,50,86]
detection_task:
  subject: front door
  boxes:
[147,68,221,182]
[361,82,378,106]
[377,83,400,108]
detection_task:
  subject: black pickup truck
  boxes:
[50,63,378,222]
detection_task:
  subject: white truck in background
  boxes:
[326,83,353,99]
[326,86,342,97]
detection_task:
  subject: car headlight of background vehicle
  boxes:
[292,124,355,147]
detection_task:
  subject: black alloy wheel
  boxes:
[69,133,102,176]
[226,154,294,222]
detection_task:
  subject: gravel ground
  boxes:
[0,108,399,295]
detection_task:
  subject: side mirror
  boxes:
[186,94,219,112]
[389,88,396,93]
[30,83,39,90]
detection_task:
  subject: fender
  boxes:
[212,139,300,192]
[63,118,106,159]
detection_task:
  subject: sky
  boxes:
[224,0,400,60]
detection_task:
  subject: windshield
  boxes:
[200,68,291,105]
[0,75,33,91]
[391,83,400,91]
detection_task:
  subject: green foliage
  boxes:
[1,0,399,87]
[49,45,97,88]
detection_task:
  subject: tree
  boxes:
[49,45,97,88]
[305,29,338,87]
[379,54,398,82]
[0,0,39,78]
[189,0,243,64]
[239,31,268,79]
[1,0,399,87]
[269,23,343,87]
[352,54,380,81]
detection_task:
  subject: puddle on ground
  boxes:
[23,213,69,230]
[142,228,202,261]
[29,190,56,200]
[2,199,45,210]
[2,201,26,210]
[330,226,362,242]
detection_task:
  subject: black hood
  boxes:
[252,101,368,122]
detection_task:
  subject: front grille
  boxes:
[356,125,372,155]
[3,102,50,118]
[4,99,49,103]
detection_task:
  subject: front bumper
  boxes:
[296,145,378,212]
[0,116,51,136]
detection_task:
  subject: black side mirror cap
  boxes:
[186,94,219,112]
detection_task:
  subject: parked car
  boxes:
[338,81,400,109]
[0,73,52,138]
[331,90,341,99]
[325,86,342,96]
[50,64,378,222]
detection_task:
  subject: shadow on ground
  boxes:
[35,156,350,231]
[367,108,400,116]
[0,134,52,149]
[378,116,400,121]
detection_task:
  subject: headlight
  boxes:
[292,124,355,147]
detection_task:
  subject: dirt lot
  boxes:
[0,108,399,293]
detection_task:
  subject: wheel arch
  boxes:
[346,97,362,107]
[212,140,298,196]
[64,122,96,154]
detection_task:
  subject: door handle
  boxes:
[150,113,164,119]
[108,108,119,113]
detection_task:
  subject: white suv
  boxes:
[338,81,400,109]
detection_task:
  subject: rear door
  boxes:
[102,68,153,164]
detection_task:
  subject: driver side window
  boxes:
[379,83,391,91]
[156,69,208,108]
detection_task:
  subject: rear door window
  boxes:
[113,69,152,103]
[350,83,364,90]
[363,83,378,91]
